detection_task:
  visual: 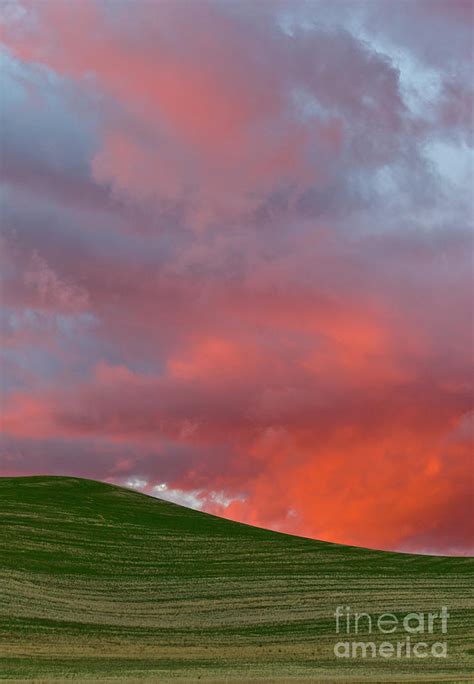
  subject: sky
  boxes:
[0,0,473,554]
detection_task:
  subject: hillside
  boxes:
[0,476,472,681]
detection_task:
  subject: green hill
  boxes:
[0,476,472,681]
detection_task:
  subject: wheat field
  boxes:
[0,476,472,681]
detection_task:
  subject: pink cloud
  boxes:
[0,0,472,554]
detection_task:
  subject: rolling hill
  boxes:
[0,476,472,681]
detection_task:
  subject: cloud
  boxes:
[0,0,428,227]
[0,0,472,553]
[24,252,89,311]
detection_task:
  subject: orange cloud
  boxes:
[1,0,472,555]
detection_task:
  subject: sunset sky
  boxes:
[1,0,473,554]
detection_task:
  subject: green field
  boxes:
[0,476,472,681]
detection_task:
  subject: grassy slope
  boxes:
[0,476,472,681]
